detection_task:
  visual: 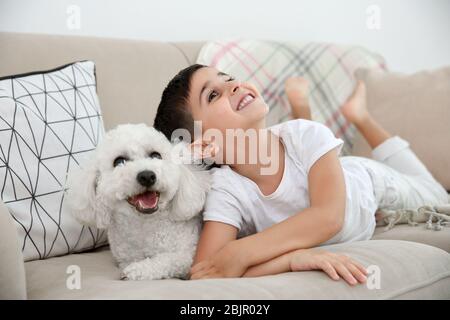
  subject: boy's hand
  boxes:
[190,241,247,279]
[289,249,368,285]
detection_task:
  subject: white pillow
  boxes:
[0,60,107,261]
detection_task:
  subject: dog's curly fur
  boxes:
[64,124,210,280]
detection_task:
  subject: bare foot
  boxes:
[284,77,311,120]
[341,81,369,125]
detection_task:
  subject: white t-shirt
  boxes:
[203,119,378,245]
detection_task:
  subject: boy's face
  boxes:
[187,67,269,134]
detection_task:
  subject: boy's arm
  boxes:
[190,147,346,279]
[192,221,238,266]
[242,248,367,286]
[242,251,292,277]
[238,147,346,268]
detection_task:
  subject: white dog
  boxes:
[65,123,210,280]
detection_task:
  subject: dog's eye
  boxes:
[113,156,127,167]
[149,151,162,159]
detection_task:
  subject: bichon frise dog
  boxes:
[65,123,210,280]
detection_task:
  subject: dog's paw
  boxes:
[119,272,130,281]
[121,262,146,280]
[121,260,159,280]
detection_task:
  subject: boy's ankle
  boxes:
[353,113,373,128]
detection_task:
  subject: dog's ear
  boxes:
[64,155,110,229]
[170,164,210,221]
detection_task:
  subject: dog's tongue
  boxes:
[130,191,158,209]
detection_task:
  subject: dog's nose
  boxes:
[136,170,157,187]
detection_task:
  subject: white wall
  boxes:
[1,0,449,73]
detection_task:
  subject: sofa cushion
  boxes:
[352,67,450,191]
[0,200,26,299]
[0,61,107,261]
[24,240,450,299]
[372,223,450,253]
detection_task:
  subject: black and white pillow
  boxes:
[0,61,107,261]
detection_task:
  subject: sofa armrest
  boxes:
[0,200,26,299]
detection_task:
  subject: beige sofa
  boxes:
[1,32,450,300]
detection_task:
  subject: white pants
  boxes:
[357,136,448,211]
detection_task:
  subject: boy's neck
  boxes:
[230,128,285,190]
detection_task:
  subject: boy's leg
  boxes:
[286,79,391,151]
[284,77,312,120]
[341,81,392,149]
[342,82,448,208]
[341,81,434,179]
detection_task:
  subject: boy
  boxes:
[153,65,448,285]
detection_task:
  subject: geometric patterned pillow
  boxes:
[197,40,387,155]
[0,61,107,261]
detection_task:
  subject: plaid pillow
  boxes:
[197,40,386,155]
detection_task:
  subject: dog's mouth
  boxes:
[127,190,160,214]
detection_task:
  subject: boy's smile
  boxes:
[236,93,256,111]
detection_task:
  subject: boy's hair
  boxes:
[153,64,206,142]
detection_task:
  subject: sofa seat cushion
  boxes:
[372,223,450,253]
[25,240,450,299]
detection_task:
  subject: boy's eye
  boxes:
[226,76,235,82]
[208,90,218,102]
[149,151,162,159]
[113,156,128,167]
